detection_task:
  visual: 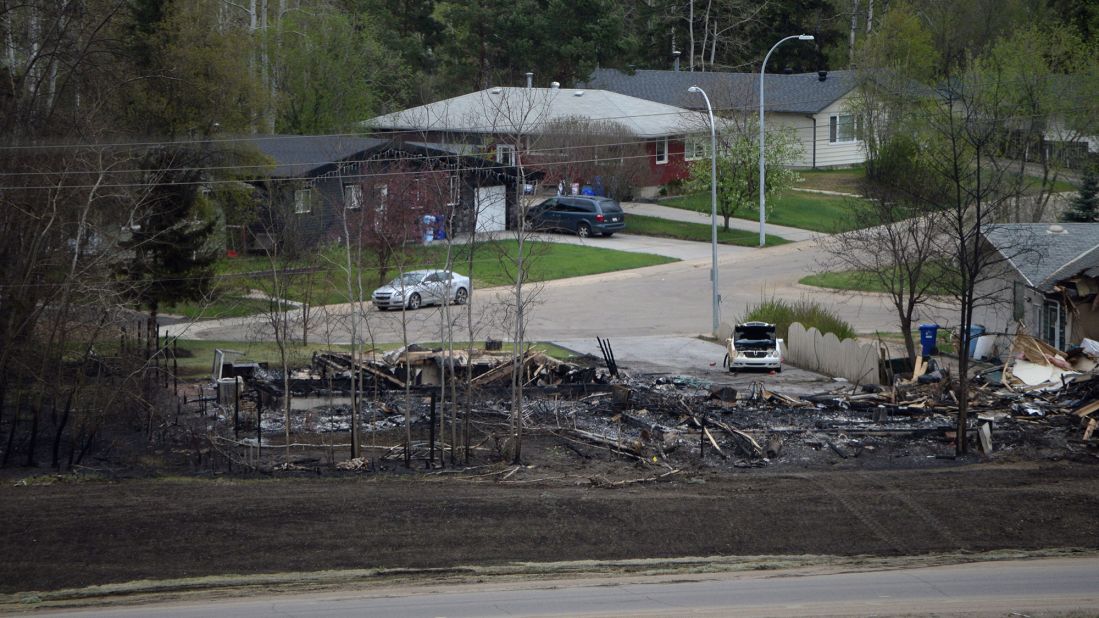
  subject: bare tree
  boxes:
[537,117,650,201]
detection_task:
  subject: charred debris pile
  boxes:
[204,336,1099,472]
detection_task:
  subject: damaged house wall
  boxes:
[977,224,1099,352]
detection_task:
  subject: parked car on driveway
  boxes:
[372,269,471,310]
[725,322,784,372]
[527,196,626,238]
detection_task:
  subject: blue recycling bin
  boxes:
[434,215,446,240]
[918,324,939,357]
[967,324,986,357]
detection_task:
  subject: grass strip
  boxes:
[626,214,788,247]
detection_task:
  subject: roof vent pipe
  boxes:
[818,70,828,81]
[550,81,560,89]
[526,72,533,88]
[673,50,681,72]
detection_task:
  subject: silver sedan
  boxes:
[371,269,471,310]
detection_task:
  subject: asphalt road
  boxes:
[162,207,957,365]
[44,557,1099,617]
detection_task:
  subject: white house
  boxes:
[582,68,866,169]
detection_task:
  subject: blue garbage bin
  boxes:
[967,325,986,357]
[434,215,446,240]
[918,324,939,357]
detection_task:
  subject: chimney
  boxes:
[550,81,560,90]
[673,50,681,72]
[526,72,533,88]
[818,70,828,81]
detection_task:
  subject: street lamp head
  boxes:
[688,85,702,93]
[798,34,815,40]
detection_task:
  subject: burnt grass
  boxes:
[3,365,1099,596]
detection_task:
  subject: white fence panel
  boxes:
[786,322,879,385]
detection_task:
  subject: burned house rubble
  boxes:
[199,334,1099,474]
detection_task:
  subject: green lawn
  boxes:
[661,191,864,233]
[799,266,955,295]
[171,338,577,377]
[626,214,789,247]
[165,240,676,319]
[1023,175,1077,193]
[796,166,866,194]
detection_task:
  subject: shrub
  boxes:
[742,297,856,341]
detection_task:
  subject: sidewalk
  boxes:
[620,201,819,243]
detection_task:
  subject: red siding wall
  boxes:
[646,138,691,185]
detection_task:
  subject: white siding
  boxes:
[810,96,867,168]
[767,113,814,167]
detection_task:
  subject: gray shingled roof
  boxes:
[983,223,1099,291]
[233,135,389,178]
[581,68,857,114]
[364,87,708,138]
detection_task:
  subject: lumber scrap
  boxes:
[708,417,764,458]
[470,351,534,386]
[1084,419,1098,441]
[357,359,406,388]
[978,423,993,454]
[703,427,728,459]
[1075,400,1099,418]
[568,428,643,457]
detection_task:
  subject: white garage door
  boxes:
[475,185,507,233]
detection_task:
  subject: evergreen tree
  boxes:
[117,148,219,326]
[1061,171,1099,222]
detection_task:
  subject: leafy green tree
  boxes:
[851,3,937,166]
[124,0,266,137]
[434,0,634,93]
[1061,172,1099,222]
[271,9,409,133]
[686,126,802,231]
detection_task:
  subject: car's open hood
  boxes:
[734,323,777,349]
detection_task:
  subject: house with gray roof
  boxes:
[364,86,711,193]
[233,135,522,251]
[978,223,1099,350]
[582,68,865,169]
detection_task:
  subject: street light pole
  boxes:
[688,85,720,336]
[759,34,815,247]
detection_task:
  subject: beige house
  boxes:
[583,68,866,169]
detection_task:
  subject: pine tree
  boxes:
[1061,171,1099,222]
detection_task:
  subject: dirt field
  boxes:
[3,462,1097,596]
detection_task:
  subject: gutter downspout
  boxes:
[809,115,817,169]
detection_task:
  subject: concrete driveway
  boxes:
[555,335,836,394]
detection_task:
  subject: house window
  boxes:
[1041,299,1066,350]
[496,144,515,166]
[829,114,859,144]
[447,175,460,206]
[684,136,708,161]
[373,184,388,214]
[293,188,312,214]
[343,184,363,210]
[654,137,669,165]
